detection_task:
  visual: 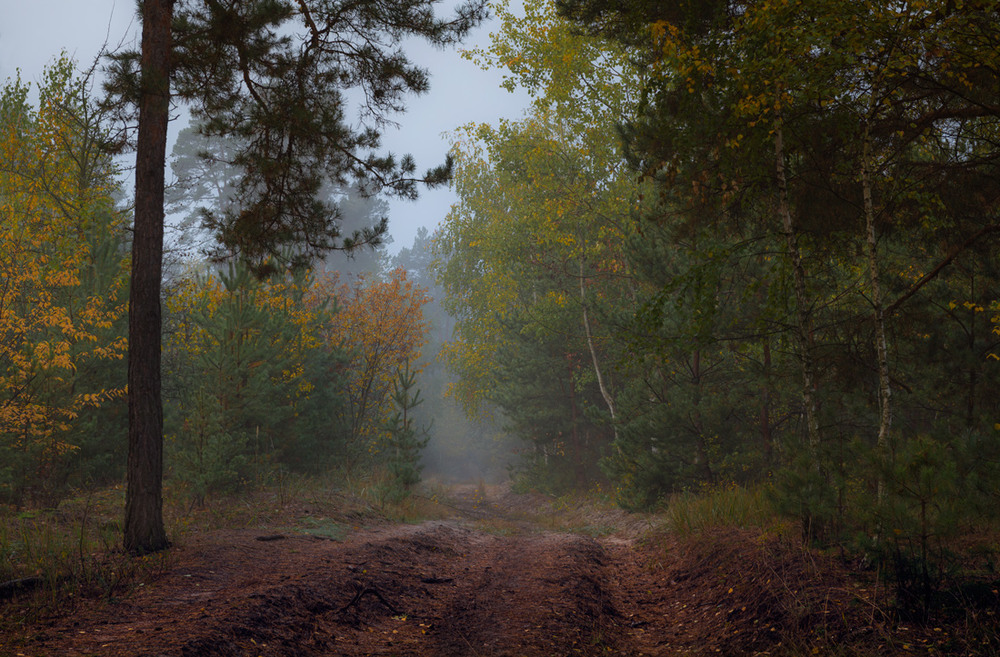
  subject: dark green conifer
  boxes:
[382,361,431,496]
[105,0,486,553]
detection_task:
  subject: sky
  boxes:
[0,0,529,253]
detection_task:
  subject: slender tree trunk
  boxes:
[773,117,821,454]
[690,349,713,483]
[861,120,892,502]
[578,258,618,447]
[124,0,173,554]
[760,338,773,463]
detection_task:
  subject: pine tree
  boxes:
[104,0,487,553]
[382,361,431,497]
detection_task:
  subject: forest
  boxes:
[3,0,1000,654]
[439,0,1000,584]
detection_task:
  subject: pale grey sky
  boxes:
[0,0,528,253]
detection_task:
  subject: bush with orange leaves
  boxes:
[314,267,431,468]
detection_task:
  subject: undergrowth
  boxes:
[655,483,1000,655]
[0,470,449,621]
[662,483,785,537]
[0,486,173,626]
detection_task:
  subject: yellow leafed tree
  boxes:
[0,57,128,504]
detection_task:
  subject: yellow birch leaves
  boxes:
[0,57,128,495]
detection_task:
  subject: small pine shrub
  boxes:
[379,362,431,504]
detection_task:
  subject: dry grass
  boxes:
[661,483,788,537]
[0,470,452,623]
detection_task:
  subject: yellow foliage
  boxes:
[0,61,128,461]
[314,268,430,442]
[164,264,328,399]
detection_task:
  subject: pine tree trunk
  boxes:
[124,0,173,555]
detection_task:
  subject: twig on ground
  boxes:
[338,585,401,616]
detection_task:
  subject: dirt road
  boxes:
[4,485,889,656]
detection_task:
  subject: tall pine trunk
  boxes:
[124,0,173,554]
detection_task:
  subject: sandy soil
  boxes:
[1,484,984,656]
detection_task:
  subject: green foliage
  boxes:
[436,0,646,490]
[163,260,348,502]
[377,361,432,505]
[770,452,842,544]
[849,430,1000,615]
[877,436,960,609]
[105,0,488,273]
[546,0,1000,551]
[166,127,391,277]
[0,56,129,506]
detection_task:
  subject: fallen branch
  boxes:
[256,534,286,542]
[0,576,44,601]
[338,585,401,616]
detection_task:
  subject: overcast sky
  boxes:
[0,0,529,253]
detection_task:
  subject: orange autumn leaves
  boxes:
[0,54,433,499]
[0,58,128,483]
[315,269,431,452]
[164,264,431,470]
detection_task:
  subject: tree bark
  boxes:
[578,258,618,447]
[124,0,174,555]
[773,117,821,454]
[861,119,892,502]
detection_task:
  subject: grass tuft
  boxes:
[662,484,784,537]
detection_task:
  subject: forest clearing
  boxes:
[2,481,998,656]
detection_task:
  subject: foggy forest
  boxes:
[3,0,1000,655]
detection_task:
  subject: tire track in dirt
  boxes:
[301,521,628,656]
[6,485,888,656]
[52,519,633,657]
[426,529,620,656]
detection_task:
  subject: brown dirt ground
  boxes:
[2,484,997,656]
